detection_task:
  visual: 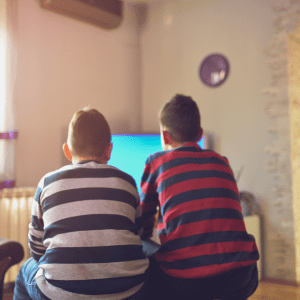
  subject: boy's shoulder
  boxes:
[40,162,137,189]
[145,147,231,176]
[147,145,228,162]
[145,148,172,164]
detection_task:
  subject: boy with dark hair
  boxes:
[140,95,259,300]
[14,107,149,300]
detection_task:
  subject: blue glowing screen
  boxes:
[109,134,205,192]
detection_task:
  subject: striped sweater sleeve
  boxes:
[135,202,144,237]
[28,179,46,262]
[140,158,159,239]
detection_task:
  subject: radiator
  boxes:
[0,187,35,283]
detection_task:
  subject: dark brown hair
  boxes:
[159,94,201,143]
[68,107,111,159]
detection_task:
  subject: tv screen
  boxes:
[109,134,206,192]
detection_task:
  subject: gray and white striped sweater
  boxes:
[28,160,149,299]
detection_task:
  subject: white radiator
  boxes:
[0,187,35,283]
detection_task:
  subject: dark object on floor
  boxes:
[0,237,24,300]
[240,191,261,217]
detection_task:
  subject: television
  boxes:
[109,134,207,192]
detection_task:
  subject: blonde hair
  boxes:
[68,107,111,159]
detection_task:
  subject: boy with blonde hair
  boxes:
[14,108,149,300]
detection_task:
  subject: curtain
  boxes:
[0,0,17,189]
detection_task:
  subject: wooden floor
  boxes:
[248,279,299,300]
[3,279,300,300]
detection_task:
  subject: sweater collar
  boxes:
[181,142,202,150]
[77,160,102,165]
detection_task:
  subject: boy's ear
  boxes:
[104,143,113,162]
[162,130,172,145]
[63,143,72,162]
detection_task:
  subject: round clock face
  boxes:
[199,54,230,87]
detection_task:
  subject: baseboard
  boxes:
[260,277,299,287]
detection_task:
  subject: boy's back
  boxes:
[30,161,149,299]
[140,142,258,278]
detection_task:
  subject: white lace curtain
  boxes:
[0,0,17,189]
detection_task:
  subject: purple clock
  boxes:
[199,54,230,87]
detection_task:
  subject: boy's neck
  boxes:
[72,156,107,164]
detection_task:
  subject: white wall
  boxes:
[140,0,293,280]
[141,0,275,194]
[15,1,141,187]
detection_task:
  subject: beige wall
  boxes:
[141,0,275,195]
[289,26,300,283]
[15,1,142,187]
[140,0,291,279]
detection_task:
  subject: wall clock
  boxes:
[199,53,230,87]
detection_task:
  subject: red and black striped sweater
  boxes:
[140,142,259,279]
